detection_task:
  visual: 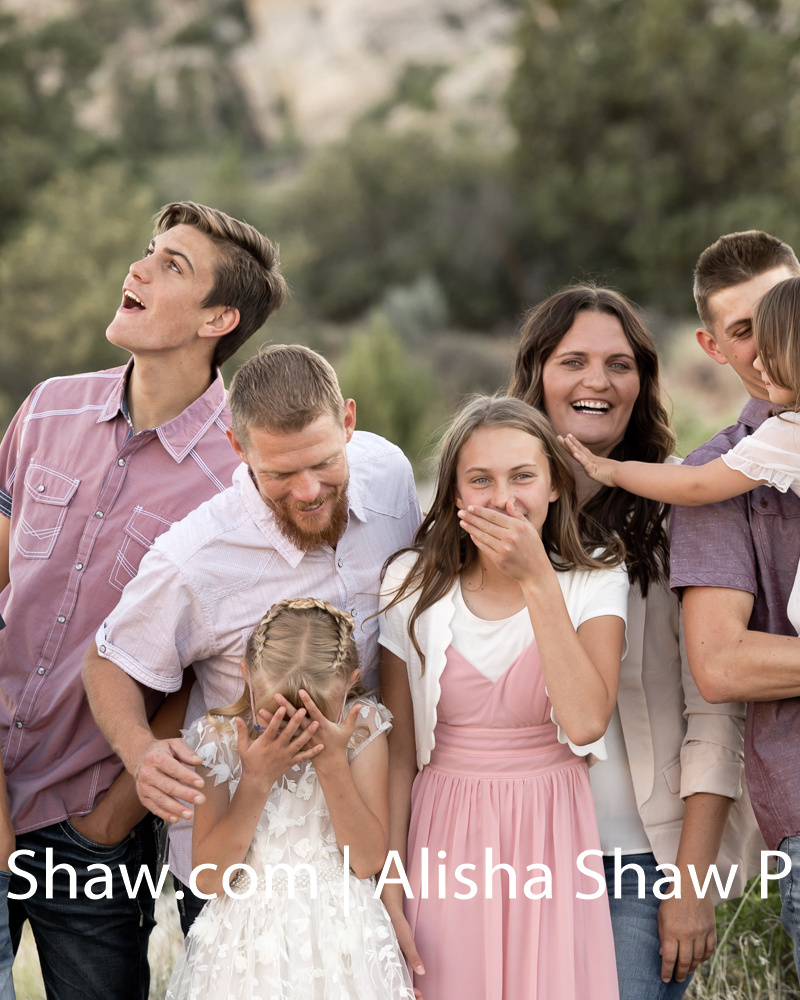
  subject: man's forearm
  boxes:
[82,642,156,772]
[683,586,800,702]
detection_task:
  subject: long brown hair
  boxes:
[508,285,675,595]
[754,276,800,409]
[209,597,362,736]
[381,395,623,669]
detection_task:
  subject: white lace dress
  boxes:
[165,701,414,1000]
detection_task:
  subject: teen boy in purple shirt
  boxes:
[670,230,800,972]
[0,202,286,1000]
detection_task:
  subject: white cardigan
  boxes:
[378,549,629,770]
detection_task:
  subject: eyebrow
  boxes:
[463,463,541,474]
[551,349,636,361]
[149,240,195,275]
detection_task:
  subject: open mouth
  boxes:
[120,289,146,312]
[571,400,610,414]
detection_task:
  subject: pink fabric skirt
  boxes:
[406,720,619,1000]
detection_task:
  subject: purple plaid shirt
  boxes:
[670,397,800,849]
[0,362,239,834]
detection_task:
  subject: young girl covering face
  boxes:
[379,395,628,1000]
[166,597,415,1000]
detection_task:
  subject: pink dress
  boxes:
[405,641,619,1000]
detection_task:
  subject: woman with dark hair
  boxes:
[508,285,762,1000]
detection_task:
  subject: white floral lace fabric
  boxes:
[165,699,414,999]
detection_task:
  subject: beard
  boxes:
[267,485,350,552]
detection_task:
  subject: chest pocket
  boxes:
[14,464,80,559]
[109,506,174,592]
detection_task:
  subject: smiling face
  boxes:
[753,355,798,407]
[454,426,559,537]
[106,223,233,360]
[228,402,356,551]
[698,266,797,400]
[541,310,640,457]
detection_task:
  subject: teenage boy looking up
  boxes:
[0,201,286,1000]
[670,230,800,972]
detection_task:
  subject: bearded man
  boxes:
[83,343,421,928]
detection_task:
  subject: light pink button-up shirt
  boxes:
[0,363,238,833]
[96,431,422,882]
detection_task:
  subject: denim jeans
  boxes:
[0,871,15,1000]
[604,852,694,1000]
[778,835,800,977]
[172,874,206,937]
[7,815,160,1000]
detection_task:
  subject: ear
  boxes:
[226,426,248,464]
[548,485,560,504]
[348,667,361,689]
[199,306,241,340]
[696,327,728,366]
[343,398,356,443]
[240,659,249,683]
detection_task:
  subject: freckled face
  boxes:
[455,426,559,538]
[541,310,640,457]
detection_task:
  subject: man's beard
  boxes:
[269,486,350,552]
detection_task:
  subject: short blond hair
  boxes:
[229,344,344,442]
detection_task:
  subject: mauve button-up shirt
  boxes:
[0,362,239,834]
[670,397,800,849]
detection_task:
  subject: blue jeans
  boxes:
[172,874,206,937]
[604,852,693,1000]
[7,815,160,1000]
[0,872,15,1000]
[778,835,800,976]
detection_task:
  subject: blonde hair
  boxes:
[208,598,362,737]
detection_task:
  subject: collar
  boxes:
[96,359,228,463]
[739,395,782,432]
[233,438,367,568]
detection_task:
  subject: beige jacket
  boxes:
[621,579,764,899]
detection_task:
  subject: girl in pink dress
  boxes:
[379,395,627,1000]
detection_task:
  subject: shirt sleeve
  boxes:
[722,413,800,494]
[96,545,212,693]
[561,560,630,629]
[670,447,758,597]
[378,553,417,660]
[0,391,35,518]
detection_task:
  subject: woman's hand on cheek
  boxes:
[458,502,548,582]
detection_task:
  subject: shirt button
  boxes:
[118,458,126,467]
[57,616,66,623]
[351,608,358,617]
[99,645,106,653]
[37,485,45,493]
[95,511,104,519]
[15,721,22,729]
[37,667,45,675]
[75,562,83,571]
[337,558,344,568]
[760,498,769,507]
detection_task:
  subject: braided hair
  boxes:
[208,598,362,736]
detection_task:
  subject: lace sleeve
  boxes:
[347,697,392,761]
[182,715,242,787]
